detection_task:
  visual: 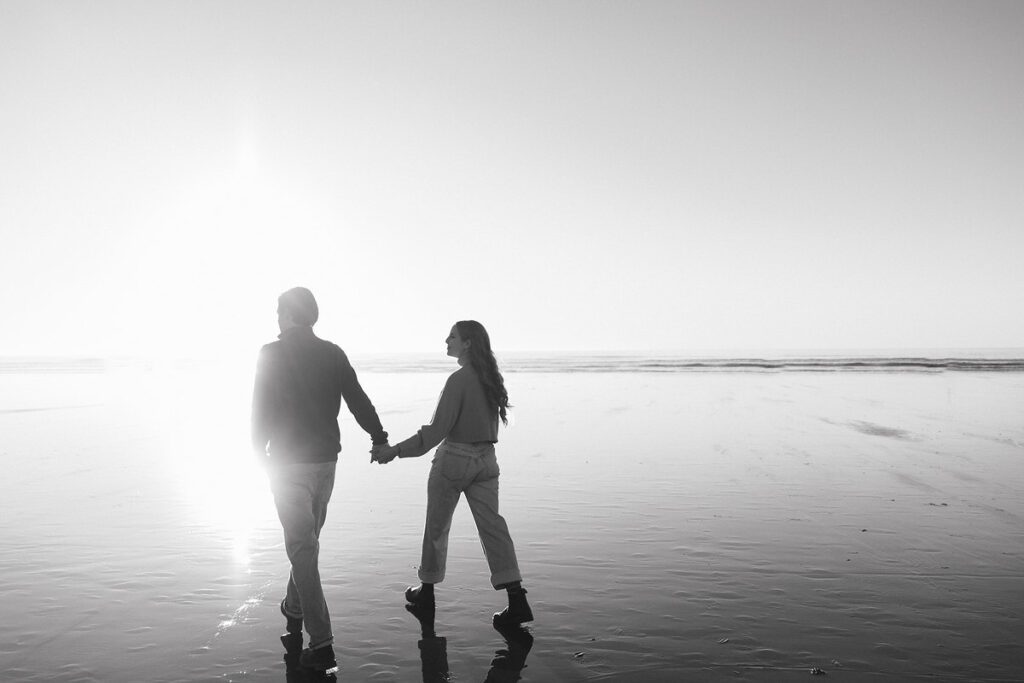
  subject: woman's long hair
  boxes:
[456,320,510,425]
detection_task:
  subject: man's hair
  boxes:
[278,287,319,326]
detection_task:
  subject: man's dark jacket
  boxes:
[251,326,387,464]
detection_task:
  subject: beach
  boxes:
[1,361,1022,682]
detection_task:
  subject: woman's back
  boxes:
[443,365,499,444]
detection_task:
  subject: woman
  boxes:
[376,320,533,626]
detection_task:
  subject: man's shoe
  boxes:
[299,645,338,674]
[280,598,303,636]
[493,588,533,627]
[406,584,436,608]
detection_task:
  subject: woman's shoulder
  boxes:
[448,364,475,381]
[445,364,479,388]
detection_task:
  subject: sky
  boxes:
[1,1,1022,358]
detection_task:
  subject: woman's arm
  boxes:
[389,371,464,460]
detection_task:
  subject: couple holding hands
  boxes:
[251,287,532,676]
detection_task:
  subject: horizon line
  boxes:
[2,346,1024,361]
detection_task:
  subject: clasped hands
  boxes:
[370,442,400,465]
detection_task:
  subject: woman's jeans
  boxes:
[270,461,336,650]
[419,441,522,588]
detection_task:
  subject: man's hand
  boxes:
[370,442,390,464]
[253,450,269,470]
[374,445,400,464]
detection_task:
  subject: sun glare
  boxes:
[150,361,277,566]
[123,159,326,360]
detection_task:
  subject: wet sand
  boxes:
[1,366,1022,681]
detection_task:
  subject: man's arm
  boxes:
[251,346,274,463]
[337,349,389,446]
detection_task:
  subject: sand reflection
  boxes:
[153,361,277,565]
[3,366,1022,681]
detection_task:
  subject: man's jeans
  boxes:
[419,441,522,588]
[270,461,336,650]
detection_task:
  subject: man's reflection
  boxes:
[407,603,534,682]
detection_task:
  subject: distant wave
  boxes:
[3,353,1024,374]
[0,357,107,374]
[355,354,1024,373]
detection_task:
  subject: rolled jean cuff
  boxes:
[490,571,523,589]
[309,636,334,651]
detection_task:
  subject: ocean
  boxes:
[4,348,1024,375]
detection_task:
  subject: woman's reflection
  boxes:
[407,603,534,682]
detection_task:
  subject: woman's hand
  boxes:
[375,445,400,464]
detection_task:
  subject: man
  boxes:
[251,286,389,674]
